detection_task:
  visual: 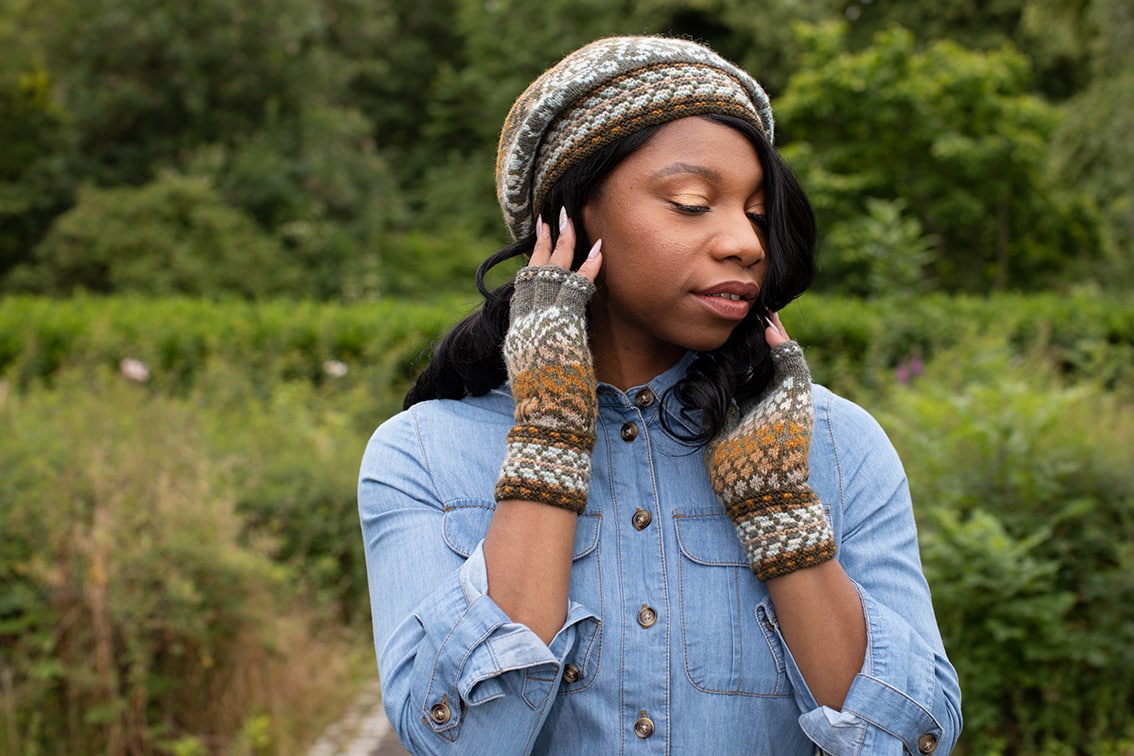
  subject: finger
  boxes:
[575,239,603,282]
[764,311,789,346]
[529,214,553,266]
[769,340,812,384]
[550,207,575,269]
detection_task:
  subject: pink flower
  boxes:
[119,358,151,384]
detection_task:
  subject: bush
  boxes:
[0,370,372,755]
[0,294,463,399]
[873,342,1134,753]
[7,172,300,298]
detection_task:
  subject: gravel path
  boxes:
[307,681,411,756]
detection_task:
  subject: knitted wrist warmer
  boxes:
[707,341,836,581]
[495,265,597,513]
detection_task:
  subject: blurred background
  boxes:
[0,0,1131,753]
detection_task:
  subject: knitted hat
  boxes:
[496,36,775,240]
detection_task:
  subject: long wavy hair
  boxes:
[404,114,816,444]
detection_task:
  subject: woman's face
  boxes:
[582,116,768,384]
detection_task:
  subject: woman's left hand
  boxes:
[763,309,790,347]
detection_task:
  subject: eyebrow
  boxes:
[649,162,723,183]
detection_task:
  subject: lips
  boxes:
[698,281,760,301]
[695,281,759,321]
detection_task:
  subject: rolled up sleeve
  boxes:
[790,587,958,754]
[359,409,598,754]
[785,390,962,754]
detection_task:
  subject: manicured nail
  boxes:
[587,239,602,260]
[535,214,544,240]
[559,207,568,232]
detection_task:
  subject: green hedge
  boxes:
[0,294,472,400]
[3,291,1132,399]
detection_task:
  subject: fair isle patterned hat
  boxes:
[496,35,775,240]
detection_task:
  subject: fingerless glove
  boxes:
[495,265,597,513]
[706,341,836,580]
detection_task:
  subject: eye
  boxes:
[746,212,769,230]
[672,202,710,215]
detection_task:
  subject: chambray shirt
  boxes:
[358,354,962,755]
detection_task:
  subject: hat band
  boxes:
[530,62,764,218]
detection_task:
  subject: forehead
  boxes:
[619,117,764,184]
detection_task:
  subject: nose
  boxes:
[710,209,765,268]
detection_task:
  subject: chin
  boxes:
[681,331,735,355]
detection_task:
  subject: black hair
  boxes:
[403,114,816,444]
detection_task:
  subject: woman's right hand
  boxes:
[495,209,602,514]
[528,206,603,280]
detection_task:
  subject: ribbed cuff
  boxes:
[494,425,593,513]
[726,488,836,581]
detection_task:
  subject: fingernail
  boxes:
[588,239,602,260]
[559,207,568,232]
[534,215,544,240]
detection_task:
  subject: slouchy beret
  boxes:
[496,36,775,239]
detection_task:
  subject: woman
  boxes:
[359,36,961,754]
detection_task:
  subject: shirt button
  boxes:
[428,698,452,725]
[917,734,939,753]
[634,388,656,408]
[620,422,638,442]
[562,663,581,684]
[637,604,657,628]
[634,710,655,738]
[631,508,652,530]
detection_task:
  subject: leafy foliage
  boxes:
[8,172,299,298]
[874,343,1134,751]
[0,0,1130,297]
[0,370,373,755]
[0,67,76,280]
[2,294,1134,754]
[778,23,1103,293]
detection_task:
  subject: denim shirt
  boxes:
[359,355,962,755]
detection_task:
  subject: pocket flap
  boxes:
[674,511,749,567]
[443,504,601,561]
[443,504,494,557]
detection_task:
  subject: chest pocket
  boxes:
[441,503,603,692]
[674,510,789,697]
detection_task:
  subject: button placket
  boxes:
[605,390,666,748]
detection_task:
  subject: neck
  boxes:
[590,334,685,391]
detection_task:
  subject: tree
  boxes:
[5,0,407,300]
[1047,0,1134,284]
[777,22,1102,294]
[27,0,330,186]
[9,171,301,298]
[0,67,76,280]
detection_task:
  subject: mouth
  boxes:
[698,281,760,302]
[695,287,758,321]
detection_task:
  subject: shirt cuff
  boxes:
[783,588,950,755]
[414,541,599,726]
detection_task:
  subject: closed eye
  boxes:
[672,202,710,215]
[747,212,769,229]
